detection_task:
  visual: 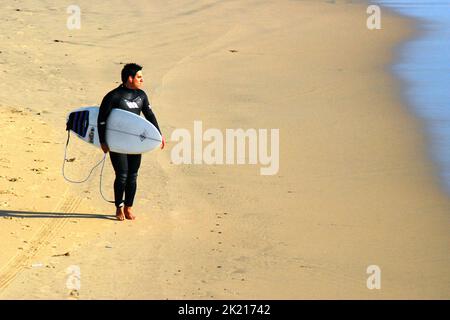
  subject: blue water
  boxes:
[372,0,450,192]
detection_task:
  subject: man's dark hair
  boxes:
[121,63,143,84]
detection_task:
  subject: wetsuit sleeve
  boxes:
[142,93,162,135]
[97,92,114,144]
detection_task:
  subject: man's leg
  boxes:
[110,152,128,220]
[124,154,142,220]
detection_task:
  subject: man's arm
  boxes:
[141,93,165,149]
[142,94,162,134]
[98,91,114,152]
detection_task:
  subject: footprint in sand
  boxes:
[31,168,44,174]
[68,289,79,299]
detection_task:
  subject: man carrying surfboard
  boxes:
[98,63,165,221]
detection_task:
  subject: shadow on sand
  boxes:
[0,210,116,221]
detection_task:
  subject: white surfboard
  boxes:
[66,106,162,154]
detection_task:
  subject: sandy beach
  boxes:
[0,0,449,299]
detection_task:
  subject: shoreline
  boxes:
[0,0,449,299]
[372,0,450,197]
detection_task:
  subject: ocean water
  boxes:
[372,0,450,193]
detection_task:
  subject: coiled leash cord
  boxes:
[62,130,114,204]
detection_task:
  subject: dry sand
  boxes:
[0,0,449,299]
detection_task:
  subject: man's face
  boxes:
[128,70,143,89]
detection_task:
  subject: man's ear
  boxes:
[128,75,134,84]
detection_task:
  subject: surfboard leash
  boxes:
[62,130,115,204]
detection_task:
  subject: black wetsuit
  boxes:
[98,84,161,208]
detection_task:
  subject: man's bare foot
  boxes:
[124,206,136,220]
[116,207,125,221]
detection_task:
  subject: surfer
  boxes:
[98,63,165,221]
